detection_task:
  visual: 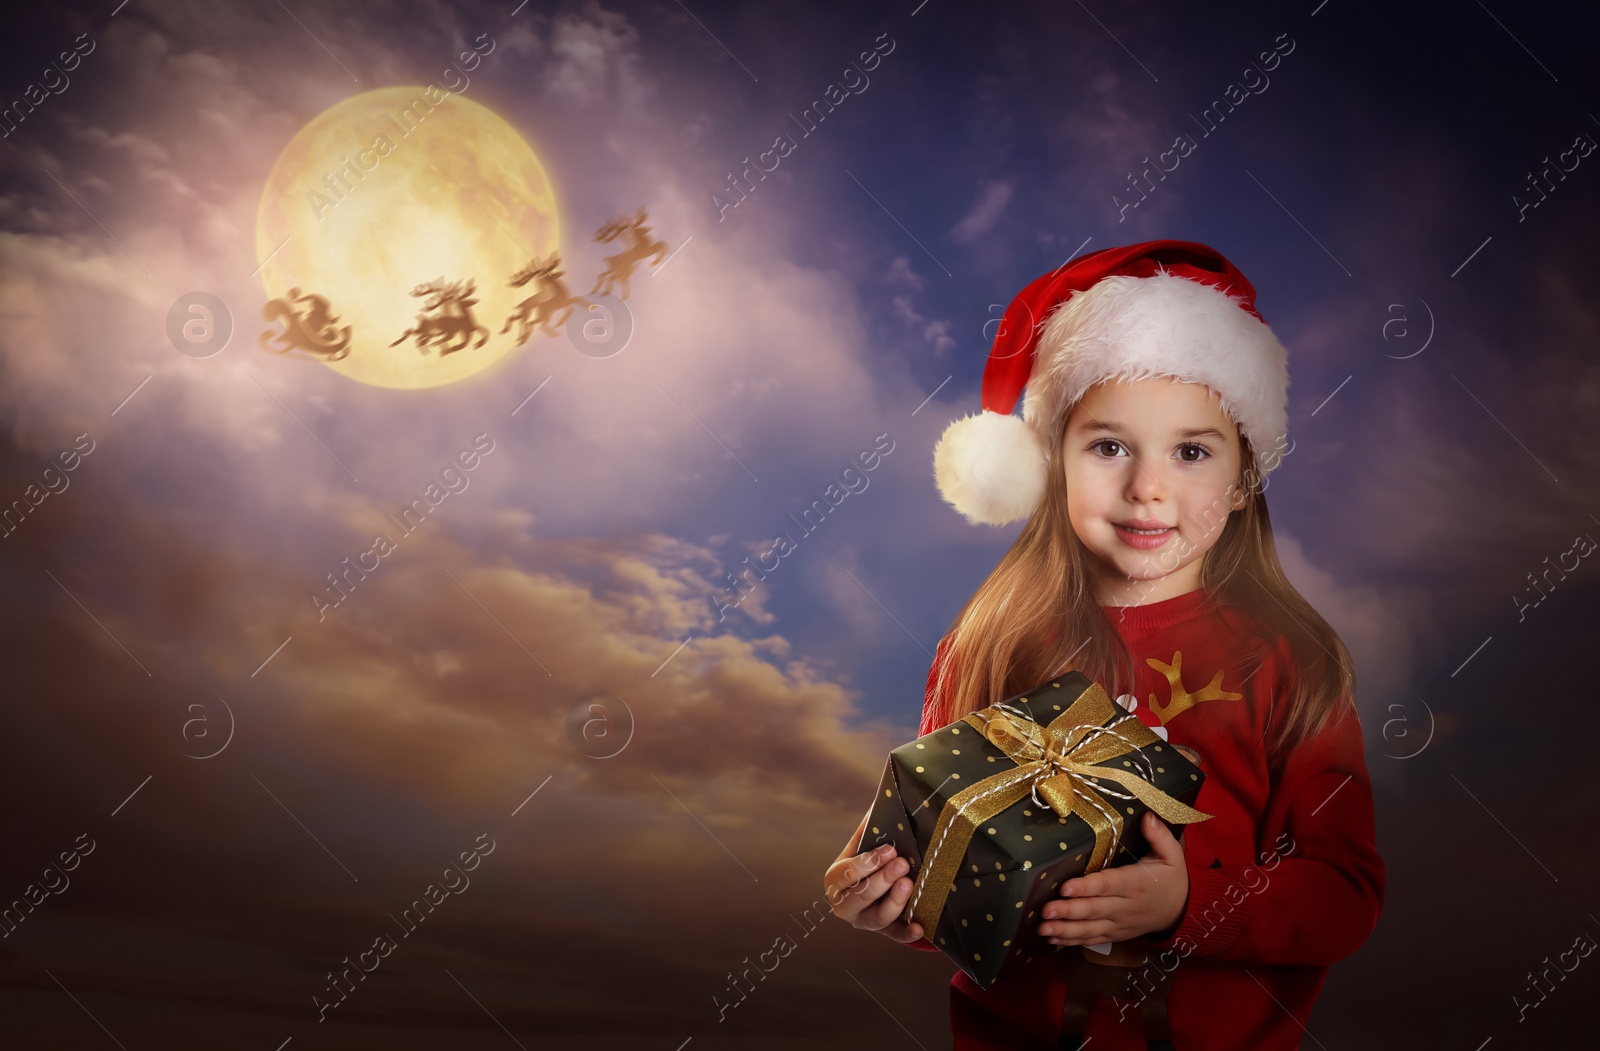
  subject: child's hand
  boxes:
[823,815,927,944]
[1039,811,1189,946]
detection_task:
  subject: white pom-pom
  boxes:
[931,411,1048,526]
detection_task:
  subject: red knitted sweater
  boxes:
[903,587,1384,1050]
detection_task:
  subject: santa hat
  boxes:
[933,240,1290,526]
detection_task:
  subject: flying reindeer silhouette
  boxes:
[589,207,668,300]
[500,253,594,346]
[388,278,490,356]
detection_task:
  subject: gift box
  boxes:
[853,670,1211,990]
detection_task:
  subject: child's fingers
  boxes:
[1041,917,1117,945]
[1142,811,1186,862]
[1057,867,1135,902]
[1041,893,1119,923]
[826,849,908,920]
[846,856,911,917]
[824,843,893,903]
[853,868,919,932]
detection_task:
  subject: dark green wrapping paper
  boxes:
[852,670,1206,990]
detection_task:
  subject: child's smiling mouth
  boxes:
[1112,519,1176,549]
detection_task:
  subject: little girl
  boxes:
[825,241,1384,1050]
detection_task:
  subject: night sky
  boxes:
[1,1,1598,1048]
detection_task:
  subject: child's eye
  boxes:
[1090,439,1125,458]
[1177,443,1211,463]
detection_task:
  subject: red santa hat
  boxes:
[933,239,1291,526]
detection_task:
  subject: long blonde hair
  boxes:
[929,404,1355,769]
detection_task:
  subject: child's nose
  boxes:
[1124,463,1165,499]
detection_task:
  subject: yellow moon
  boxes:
[255,87,559,390]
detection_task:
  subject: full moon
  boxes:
[255,87,559,389]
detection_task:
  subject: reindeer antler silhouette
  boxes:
[1146,651,1244,724]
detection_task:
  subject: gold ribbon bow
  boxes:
[903,681,1212,940]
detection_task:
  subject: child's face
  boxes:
[1061,376,1248,605]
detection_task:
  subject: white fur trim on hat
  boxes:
[1024,271,1289,476]
[932,409,1047,526]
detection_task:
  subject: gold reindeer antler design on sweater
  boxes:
[1147,651,1244,724]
